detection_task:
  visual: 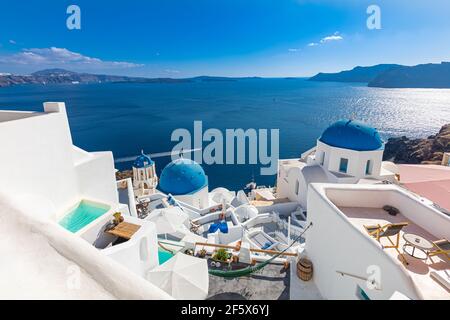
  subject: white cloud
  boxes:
[307,32,343,48]
[288,48,301,52]
[9,40,17,45]
[320,32,343,43]
[0,47,143,69]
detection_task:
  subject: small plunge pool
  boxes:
[158,248,175,265]
[59,200,110,233]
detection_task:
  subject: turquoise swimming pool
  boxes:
[158,248,175,265]
[59,200,110,233]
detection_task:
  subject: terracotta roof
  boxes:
[398,164,450,212]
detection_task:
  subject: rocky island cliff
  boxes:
[383,124,450,164]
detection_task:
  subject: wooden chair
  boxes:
[428,239,450,260]
[364,222,409,265]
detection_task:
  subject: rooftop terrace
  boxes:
[340,206,449,300]
[0,110,46,123]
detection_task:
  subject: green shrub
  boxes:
[213,248,230,262]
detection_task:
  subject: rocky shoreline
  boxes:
[383,124,450,164]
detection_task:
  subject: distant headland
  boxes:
[0,68,190,87]
[0,69,263,88]
[309,62,450,89]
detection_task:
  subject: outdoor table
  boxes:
[106,222,141,240]
[402,233,433,260]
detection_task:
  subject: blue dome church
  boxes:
[132,150,158,195]
[319,120,383,151]
[276,119,397,209]
[158,158,209,209]
[315,119,385,179]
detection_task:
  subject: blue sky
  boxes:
[0,0,449,77]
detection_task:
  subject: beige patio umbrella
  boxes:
[146,207,188,235]
[146,252,209,300]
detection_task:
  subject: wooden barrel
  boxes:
[297,258,313,281]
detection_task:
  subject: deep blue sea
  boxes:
[1,78,449,190]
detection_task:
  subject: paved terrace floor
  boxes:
[207,261,290,300]
[340,206,450,300]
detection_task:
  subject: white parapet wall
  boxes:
[323,185,450,240]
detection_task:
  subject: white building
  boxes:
[277,120,397,208]
[301,183,450,300]
[0,102,172,299]
[0,102,118,215]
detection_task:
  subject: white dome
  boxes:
[211,187,231,193]
[210,187,234,204]
[234,204,258,222]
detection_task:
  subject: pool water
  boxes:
[59,201,109,233]
[158,248,174,265]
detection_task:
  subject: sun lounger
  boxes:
[364,222,409,264]
[208,221,229,234]
[428,239,450,260]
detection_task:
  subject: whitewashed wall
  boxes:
[75,151,119,204]
[0,102,119,218]
[102,216,160,277]
[316,140,383,179]
[0,103,80,213]
[174,186,209,209]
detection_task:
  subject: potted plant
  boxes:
[197,248,207,258]
[113,212,124,225]
[212,248,231,262]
